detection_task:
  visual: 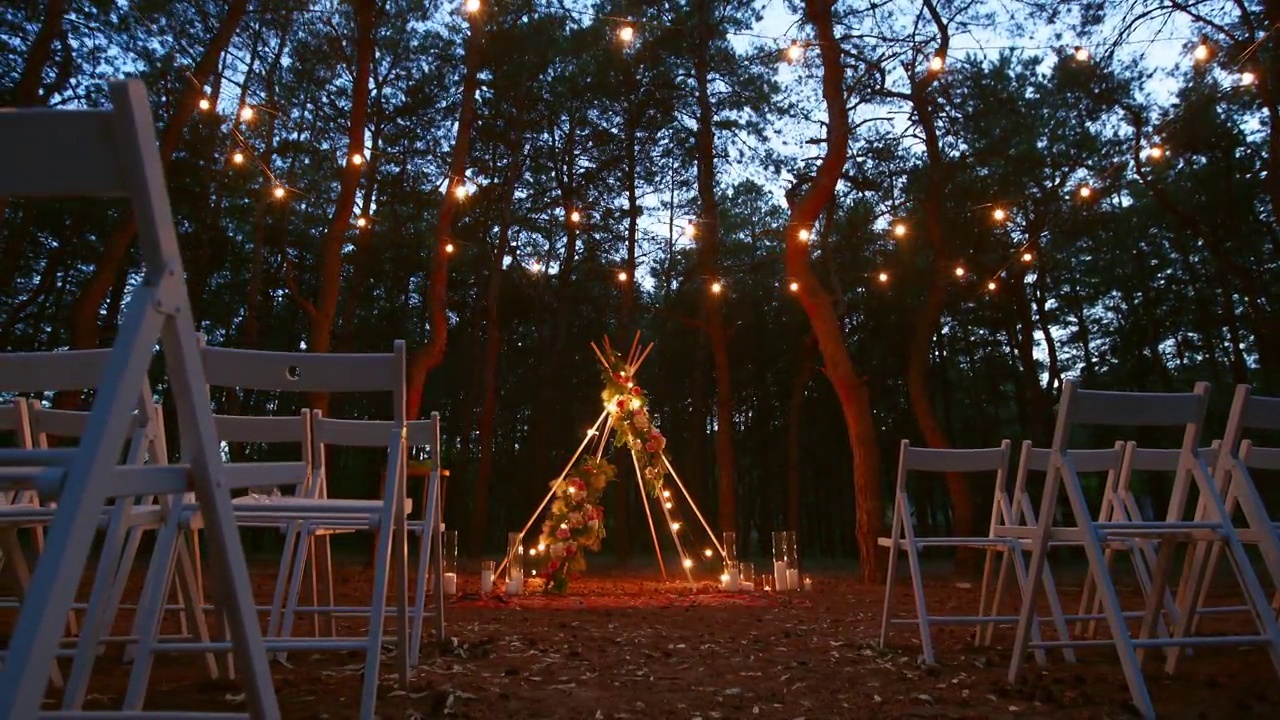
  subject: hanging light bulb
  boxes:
[569,209,581,223]
[788,280,800,293]
[929,55,944,72]
[1073,46,1090,62]
[350,152,365,166]
[892,222,907,238]
[877,271,889,283]
[618,25,635,44]
[992,207,1007,222]
[464,0,480,12]
[1241,71,1257,86]
[954,265,965,277]
[671,521,682,531]
[617,270,628,282]
[272,185,286,199]
[1193,41,1211,62]
[703,548,714,558]
[685,221,697,239]
[1146,145,1165,160]
[1021,251,1033,263]
[786,41,803,63]
[198,97,211,111]
[662,489,671,498]
[453,183,469,199]
[530,261,543,274]
[797,227,811,242]
[1078,184,1093,198]
[356,216,368,228]
[710,280,722,294]
[445,242,455,253]
[682,557,694,568]
[987,280,997,291]
[664,501,673,509]
[231,151,244,165]
[239,105,254,122]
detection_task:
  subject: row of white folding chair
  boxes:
[1002,381,1280,720]
[0,77,280,718]
[109,340,425,720]
[0,352,212,692]
[879,439,1161,665]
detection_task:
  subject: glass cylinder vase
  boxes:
[772,530,789,591]
[506,532,524,595]
[442,529,458,595]
[785,530,799,592]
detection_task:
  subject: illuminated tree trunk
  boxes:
[407,12,482,421]
[693,0,738,534]
[785,0,882,582]
[66,0,249,351]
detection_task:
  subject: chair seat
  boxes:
[224,495,414,516]
[0,503,162,529]
[878,536,1020,548]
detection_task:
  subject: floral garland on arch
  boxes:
[601,365,668,498]
[537,455,616,593]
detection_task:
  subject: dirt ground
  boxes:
[31,563,1280,719]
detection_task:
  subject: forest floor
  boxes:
[35,560,1280,719]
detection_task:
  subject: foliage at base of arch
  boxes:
[537,455,616,593]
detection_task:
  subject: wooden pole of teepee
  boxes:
[661,453,725,560]
[630,451,667,580]
[496,408,611,579]
[632,342,654,374]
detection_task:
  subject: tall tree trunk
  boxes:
[471,141,525,557]
[785,0,882,582]
[693,0,737,534]
[306,0,376,414]
[903,0,977,553]
[407,12,483,421]
[65,0,250,351]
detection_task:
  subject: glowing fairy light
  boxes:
[239,105,254,121]
[1074,46,1090,62]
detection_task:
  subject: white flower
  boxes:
[550,542,566,558]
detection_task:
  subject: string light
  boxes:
[684,221,696,239]
[239,105,254,122]
[445,242,455,253]
[463,0,480,12]
[453,183,469,200]
[797,227,811,242]
[929,55,944,72]
[664,501,673,509]
[671,521,682,531]
[350,152,365,166]
[992,207,1007,222]
[355,216,368,228]
[272,185,285,199]
[569,209,581,223]
[710,280,722,294]
[892,222,907,238]
[954,265,966,277]
[617,270,628,282]
[1073,46,1090,62]
[1146,145,1165,160]
[662,489,671,498]
[618,25,634,44]
[788,281,799,293]
[530,261,543,273]
[1078,184,1092,198]
[231,151,244,165]
[1241,71,1256,86]
[703,548,714,558]
[877,271,889,283]
[1193,41,1211,62]
[198,97,211,111]
[682,557,693,568]
[1021,251,1033,262]
[786,41,803,63]
[987,280,997,291]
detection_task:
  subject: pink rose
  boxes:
[645,441,657,453]
[565,543,578,556]
[548,559,560,572]
[556,527,571,539]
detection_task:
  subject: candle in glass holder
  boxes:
[480,560,495,594]
[442,528,458,595]
[787,568,799,592]
[772,531,790,590]
[803,576,813,592]
[739,562,755,592]
[443,572,457,596]
[506,570,523,595]
[785,530,799,591]
[722,561,740,592]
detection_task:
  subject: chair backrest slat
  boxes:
[202,345,403,394]
[902,445,1008,474]
[0,110,126,197]
[27,405,93,440]
[1024,446,1123,473]
[1240,441,1280,471]
[0,349,114,393]
[214,412,309,445]
[1062,385,1205,428]
[1242,394,1280,432]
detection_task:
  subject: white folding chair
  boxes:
[276,412,445,666]
[1007,380,1280,720]
[140,341,413,720]
[0,79,279,718]
[1176,386,1280,664]
[878,440,1073,665]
